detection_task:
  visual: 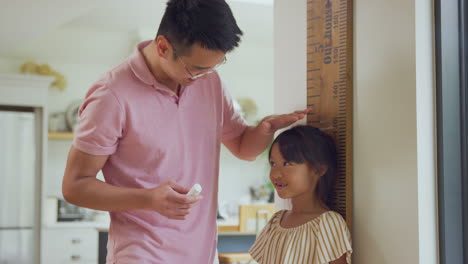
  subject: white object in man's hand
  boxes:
[187,184,202,196]
[144,180,202,220]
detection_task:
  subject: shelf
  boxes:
[46,221,250,235]
[45,221,109,229]
[218,225,239,233]
[48,131,74,140]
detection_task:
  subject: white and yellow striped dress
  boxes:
[249,210,352,264]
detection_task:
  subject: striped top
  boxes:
[249,210,352,264]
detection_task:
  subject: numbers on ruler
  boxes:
[311,44,323,54]
[331,118,339,138]
[323,0,333,65]
[333,47,339,64]
[333,14,339,29]
[333,84,339,100]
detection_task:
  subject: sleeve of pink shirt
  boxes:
[220,80,248,141]
[72,83,125,156]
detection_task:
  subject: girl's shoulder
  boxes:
[320,210,346,220]
[267,210,287,225]
[315,211,351,242]
[316,210,348,227]
[315,211,353,263]
[272,209,287,218]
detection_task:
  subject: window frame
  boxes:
[435,0,468,263]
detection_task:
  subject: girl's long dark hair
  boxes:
[269,125,338,210]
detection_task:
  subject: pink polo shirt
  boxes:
[73,40,247,264]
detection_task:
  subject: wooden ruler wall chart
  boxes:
[307,0,353,227]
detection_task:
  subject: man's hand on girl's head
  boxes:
[257,108,311,135]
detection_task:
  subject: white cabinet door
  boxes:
[0,229,34,264]
[41,228,98,264]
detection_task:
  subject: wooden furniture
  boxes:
[218,204,274,263]
[238,204,275,234]
[218,224,239,233]
[218,252,254,264]
[48,131,74,140]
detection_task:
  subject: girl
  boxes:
[249,125,352,264]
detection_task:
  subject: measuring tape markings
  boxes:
[307,0,353,227]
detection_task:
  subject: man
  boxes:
[62,0,309,263]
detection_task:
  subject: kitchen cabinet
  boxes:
[41,227,98,264]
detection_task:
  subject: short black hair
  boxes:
[269,125,338,209]
[157,0,243,57]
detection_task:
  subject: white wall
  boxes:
[354,0,420,261]
[0,28,132,198]
[217,17,275,207]
[273,0,307,211]
[274,0,438,263]
[0,3,274,209]
[415,0,438,262]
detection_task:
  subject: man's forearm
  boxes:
[63,177,149,212]
[238,126,274,160]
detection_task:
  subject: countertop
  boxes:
[43,216,253,235]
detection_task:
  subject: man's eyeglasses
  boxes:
[176,54,227,80]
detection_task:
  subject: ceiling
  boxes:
[0,0,273,56]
